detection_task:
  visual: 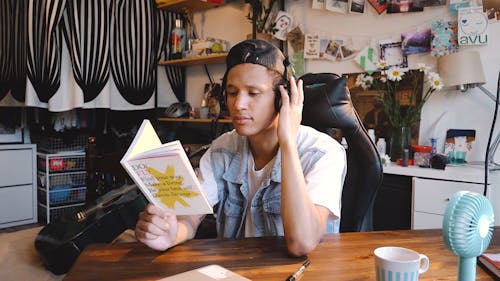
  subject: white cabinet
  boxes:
[0,144,37,228]
[412,177,485,229]
[384,163,500,230]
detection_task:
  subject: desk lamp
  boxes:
[438,51,500,170]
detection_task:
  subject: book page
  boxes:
[121,119,213,215]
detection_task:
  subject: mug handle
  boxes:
[418,254,430,274]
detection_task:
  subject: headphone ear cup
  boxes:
[274,88,282,112]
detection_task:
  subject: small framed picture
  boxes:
[349,0,366,13]
[386,0,424,13]
[401,28,432,55]
[368,0,388,14]
[326,0,348,13]
[379,40,408,68]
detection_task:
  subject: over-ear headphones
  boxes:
[273,75,290,112]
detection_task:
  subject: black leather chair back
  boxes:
[299,73,383,232]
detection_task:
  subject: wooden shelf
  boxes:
[158,117,232,123]
[156,0,222,13]
[158,53,227,67]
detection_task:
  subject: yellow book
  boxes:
[120,119,213,215]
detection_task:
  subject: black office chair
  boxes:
[300,73,383,232]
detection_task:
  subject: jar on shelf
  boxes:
[412,145,433,168]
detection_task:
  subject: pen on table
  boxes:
[286,259,311,281]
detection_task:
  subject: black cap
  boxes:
[225,39,289,77]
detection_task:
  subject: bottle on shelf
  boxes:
[377,138,386,155]
[368,129,376,144]
[171,19,186,60]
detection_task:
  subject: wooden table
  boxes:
[64,228,500,280]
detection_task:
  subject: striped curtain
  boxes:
[62,0,111,103]
[0,0,12,100]
[26,0,67,103]
[110,0,158,105]
[10,0,29,102]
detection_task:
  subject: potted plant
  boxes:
[245,0,277,41]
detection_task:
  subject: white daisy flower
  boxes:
[386,67,405,81]
[380,76,387,83]
[430,76,444,90]
[377,60,388,69]
[427,71,439,80]
[417,63,430,74]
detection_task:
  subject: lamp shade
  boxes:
[437,51,486,88]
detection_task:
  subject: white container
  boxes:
[377,138,386,155]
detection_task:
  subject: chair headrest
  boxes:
[300,73,359,133]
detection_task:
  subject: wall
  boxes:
[186,1,500,162]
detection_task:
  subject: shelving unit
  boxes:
[158,117,232,123]
[37,152,87,223]
[158,53,227,67]
[156,0,223,13]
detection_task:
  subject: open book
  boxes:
[120,119,213,215]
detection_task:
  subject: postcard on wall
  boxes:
[483,0,500,22]
[326,0,348,13]
[272,11,293,41]
[450,0,471,14]
[386,0,423,13]
[312,0,326,9]
[355,46,378,74]
[431,20,458,57]
[458,6,489,45]
[379,40,408,69]
[368,0,387,14]
[414,0,446,7]
[320,38,343,61]
[304,34,321,59]
[349,0,366,14]
[401,28,431,55]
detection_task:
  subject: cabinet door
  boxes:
[373,174,412,230]
[413,177,485,215]
[0,148,33,186]
[413,212,444,230]
[0,185,34,223]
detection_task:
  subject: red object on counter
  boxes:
[412,145,432,153]
[396,158,414,166]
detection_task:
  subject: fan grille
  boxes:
[443,191,494,257]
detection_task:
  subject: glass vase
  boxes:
[389,126,412,162]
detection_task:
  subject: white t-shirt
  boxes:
[245,153,275,237]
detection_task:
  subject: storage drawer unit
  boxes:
[0,144,37,228]
[412,177,485,229]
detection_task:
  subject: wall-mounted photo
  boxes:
[368,0,388,14]
[387,0,424,13]
[349,0,367,14]
[401,28,432,55]
[379,40,408,68]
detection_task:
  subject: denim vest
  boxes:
[207,126,340,238]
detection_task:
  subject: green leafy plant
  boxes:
[355,62,444,128]
[245,0,277,33]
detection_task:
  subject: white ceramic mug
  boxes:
[374,246,429,281]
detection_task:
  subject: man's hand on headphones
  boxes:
[277,76,303,148]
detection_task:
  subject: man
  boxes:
[135,39,346,257]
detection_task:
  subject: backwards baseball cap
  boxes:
[224,39,290,77]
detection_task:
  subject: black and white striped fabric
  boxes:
[110,0,158,105]
[0,0,12,100]
[10,0,29,102]
[62,0,111,103]
[26,0,67,103]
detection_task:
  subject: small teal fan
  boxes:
[443,191,495,281]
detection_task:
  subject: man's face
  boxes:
[225,63,278,137]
